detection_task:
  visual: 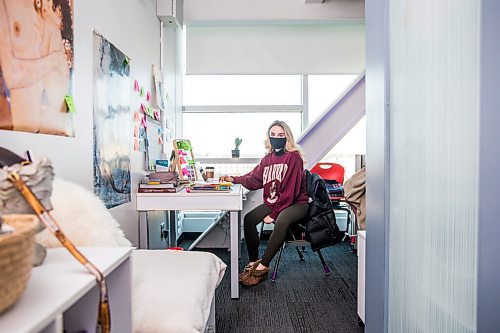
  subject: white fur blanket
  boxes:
[36,178,131,247]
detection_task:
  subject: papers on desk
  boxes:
[186,182,233,193]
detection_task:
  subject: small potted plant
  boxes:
[232,138,242,158]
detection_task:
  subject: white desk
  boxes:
[136,184,243,299]
[0,247,133,333]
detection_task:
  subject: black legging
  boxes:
[244,203,309,267]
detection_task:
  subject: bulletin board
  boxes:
[131,64,167,171]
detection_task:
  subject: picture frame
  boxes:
[172,139,197,181]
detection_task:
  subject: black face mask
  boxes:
[269,137,287,155]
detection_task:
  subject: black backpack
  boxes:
[304,170,343,251]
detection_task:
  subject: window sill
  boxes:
[196,157,261,164]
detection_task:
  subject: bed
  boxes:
[132,250,226,333]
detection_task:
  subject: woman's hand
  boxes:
[263,215,275,224]
[219,175,234,182]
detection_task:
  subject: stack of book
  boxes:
[138,182,184,193]
[186,182,232,193]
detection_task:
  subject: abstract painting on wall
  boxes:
[93,31,131,208]
[0,0,75,136]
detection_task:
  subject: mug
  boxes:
[205,167,215,182]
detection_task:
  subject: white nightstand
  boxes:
[0,247,133,333]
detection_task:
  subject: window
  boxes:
[183,75,302,158]
[307,75,366,179]
[319,116,366,179]
[182,74,365,171]
[184,75,302,106]
[307,75,358,125]
[183,112,302,158]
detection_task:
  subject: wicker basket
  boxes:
[0,214,38,314]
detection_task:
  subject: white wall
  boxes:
[163,25,184,140]
[184,0,364,22]
[0,0,162,245]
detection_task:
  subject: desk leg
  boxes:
[137,211,142,249]
[169,210,177,248]
[238,211,242,259]
[138,211,148,249]
[230,211,240,299]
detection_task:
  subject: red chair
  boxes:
[310,163,357,252]
[310,162,345,184]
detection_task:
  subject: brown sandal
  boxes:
[240,265,269,286]
[239,260,261,282]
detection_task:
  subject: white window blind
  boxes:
[186,24,365,75]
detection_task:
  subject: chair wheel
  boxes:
[325,271,331,276]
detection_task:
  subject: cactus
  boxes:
[234,138,243,150]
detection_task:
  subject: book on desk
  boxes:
[140,183,176,189]
[138,185,184,193]
[186,182,233,193]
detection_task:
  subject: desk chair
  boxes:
[310,163,357,252]
[259,221,331,282]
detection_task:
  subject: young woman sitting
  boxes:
[219,120,308,286]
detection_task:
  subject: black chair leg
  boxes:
[272,243,285,282]
[316,249,331,275]
[259,222,265,238]
[286,229,305,261]
[295,247,305,261]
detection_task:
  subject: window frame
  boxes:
[182,75,309,160]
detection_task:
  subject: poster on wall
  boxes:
[93,31,131,208]
[0,0,75,136]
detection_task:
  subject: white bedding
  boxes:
[132,250,226,333]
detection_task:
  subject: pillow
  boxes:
[36,178,132,247]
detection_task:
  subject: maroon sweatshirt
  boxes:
[233,151,308,220]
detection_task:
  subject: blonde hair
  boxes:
[264,120,305,160]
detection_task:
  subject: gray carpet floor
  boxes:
[202,240,364,333]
